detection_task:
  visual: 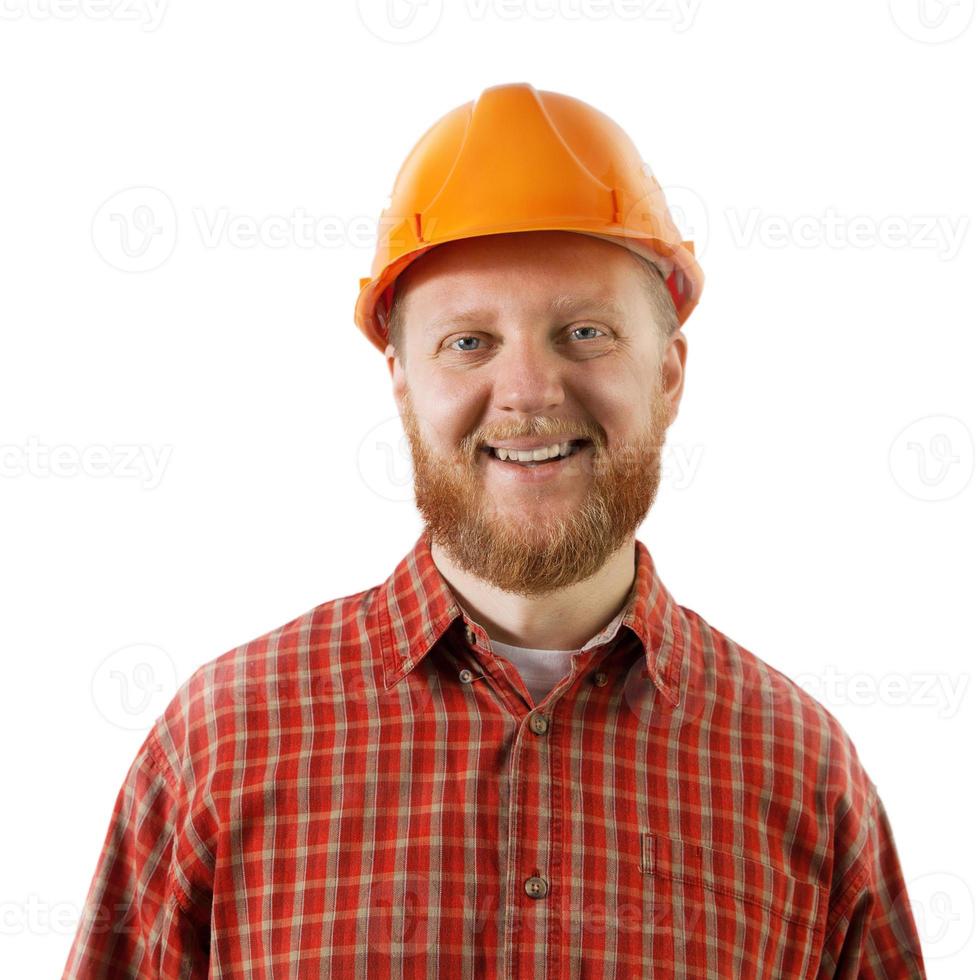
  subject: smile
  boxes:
[481,439,593,481]
[481,438,591,465]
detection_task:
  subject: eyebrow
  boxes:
[426,294,628,332]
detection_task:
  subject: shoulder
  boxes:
[677,604,882,898]
[144,582,384,788]
[677,602,877,816]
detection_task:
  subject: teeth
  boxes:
[491,441,577,463]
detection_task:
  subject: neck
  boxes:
[429,535,637,650]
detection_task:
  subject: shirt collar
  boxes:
[370,529,684,707]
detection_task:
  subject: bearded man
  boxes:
[65,82,925,980]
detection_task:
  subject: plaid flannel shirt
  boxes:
[64,530,926,978]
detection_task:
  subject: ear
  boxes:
[661,328,688,426]
[385,342,406,410]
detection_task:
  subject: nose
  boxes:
[490,335,566,415]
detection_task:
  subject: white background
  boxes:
[1,1,977,975]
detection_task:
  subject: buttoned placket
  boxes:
[457,615,622,979]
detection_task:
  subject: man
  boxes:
[65,83,926,978]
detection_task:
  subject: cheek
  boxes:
[412,391,483,454]
[577,384,634,445]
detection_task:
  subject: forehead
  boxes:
[396,230,643,324]
[422,293,630,336]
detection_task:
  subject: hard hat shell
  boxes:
[354,81,704,355]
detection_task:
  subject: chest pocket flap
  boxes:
[641,832,828,978]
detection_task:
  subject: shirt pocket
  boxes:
[640,832,827,979]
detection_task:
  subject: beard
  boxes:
[398,376,672,598]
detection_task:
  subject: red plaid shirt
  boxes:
[65,530,926,978]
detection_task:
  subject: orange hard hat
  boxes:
[354,81,704,355]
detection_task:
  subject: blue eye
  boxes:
[449,325,602,354]
[448,326,604,351]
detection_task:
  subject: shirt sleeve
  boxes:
[62,727,210,979]
[818,786,927,979]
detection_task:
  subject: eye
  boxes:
[448,336,482,352]
[445,325,606,353]
[569,325,605,341]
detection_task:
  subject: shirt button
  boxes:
[528,712,549,735]
[593,671,608,687]
[459,668,475,684]
[524,875,549,899]
[464,625,477,645]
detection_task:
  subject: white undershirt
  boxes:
[484,595,634,705]
[488,639,580,705]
